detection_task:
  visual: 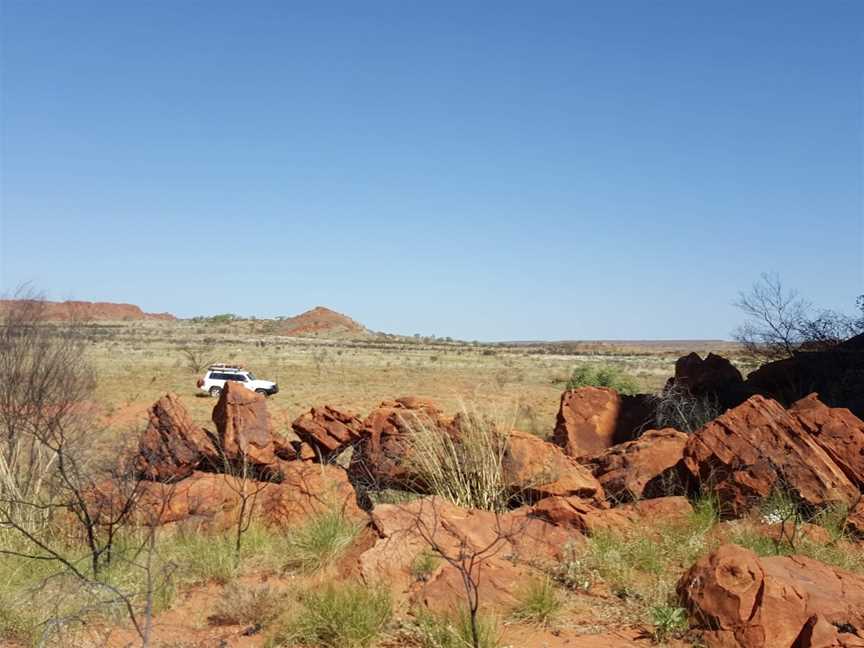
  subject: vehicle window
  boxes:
[246,372,256,380]
[213,373,228,380]
[234,374,247,382]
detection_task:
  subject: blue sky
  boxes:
[1,1,861,340]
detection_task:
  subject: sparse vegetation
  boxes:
[411,607,501,648]
[651,383,722,433]
[284,509,362,572]
[564,363,640,395]
[510,577,561,626]
[210,582,285,627]
[411,549,441,581]
[269,582,392,648]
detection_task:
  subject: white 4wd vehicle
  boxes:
[197,364,279,398]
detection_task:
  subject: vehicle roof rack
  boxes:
[207,363,245,372]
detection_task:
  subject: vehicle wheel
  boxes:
[209,386,222,398]
[255,389,269,397]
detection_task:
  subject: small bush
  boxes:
[284,510,361,572]
[412,607,501,648]
[565,364,639,395]
[271,582,392,648]
[650,604,688,642]
[510,577,561,626]
[411,550,441,582]
[210,583,284,627]
[651,384,722,433]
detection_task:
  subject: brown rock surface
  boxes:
[210,381,281,472]
[135,393,217,481]
[276,306,368,338]
[503,430,603,501]
[790,394,864,489]
[681,395,858,517]
[131,463,363,530]
[583,428,688,501]
[551,387,654,458]
[292,405,364,459]
[0,298,175,321]
[531,495,692,535]
[359,497,575,611]
[678,544,864,648]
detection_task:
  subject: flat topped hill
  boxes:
[0,299,175,321]
[277,306,369,338]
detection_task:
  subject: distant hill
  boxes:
[0,299,175,321]
[276,306,369,338]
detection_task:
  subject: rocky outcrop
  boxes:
[135,394,217,481]
[349,397,455,490]
[678,544,864,648]
[582,428,688,501]
[531,495,692,535]
[681,395,858,517]
[666,352,749,409]
[292,405,364,460]
[130,463,363,530]
[359,497,574,612]
[551,387,654,458]
[789,394,864,489]
[502,430,603,502]
[277,306,369,338]
[211,381,292,475]
[0,299,175,321]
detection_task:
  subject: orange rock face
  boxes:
[0,298,175,320]
[210,381,281,471]
[135,393,217,481]
[678,544,864,648]
[681,395,858,517]
[292,405,364,459]
[790,393,864,489]
[551,387,653,458]
[503,430,603,502]
[583,428,688,501]
[530,495,692,535]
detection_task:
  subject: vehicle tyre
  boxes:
[255,389,269,397]
[209,386,222,398]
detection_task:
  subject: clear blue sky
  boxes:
[1,1,861,340]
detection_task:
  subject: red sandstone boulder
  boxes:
[135,393,218,481]
[551,387,654,458]
[666,352,747,410]
[503,430,603,502]
[531,495,692,535]
[790,394,864,489]
[292,405,364,460]
[349,397,455,490]
[681,395,858,517]
[359,497,574,611]
[583,428,688,501]
[131,463,363,530]
[211,381,284,472]
[678,544,864,648]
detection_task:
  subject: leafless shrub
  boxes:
[650,383,722,434]
[179,346,210,374]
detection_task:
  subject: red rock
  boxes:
[531,495,692,535]
[583,428,688,501]
[670,352,744,395]
[349,397,455,490]
[678,544,864,648]
[790,394,864,489]
[210,381,280,471]
[131,463,363,530]
[503,430,603,502]
[359,497,575,611]
[292,405,364,459]
[551,387,654,458]
[0,298,175,321]
[135,393,218,481]
[681,395,858,517]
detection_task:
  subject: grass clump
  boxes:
[510,576,561,626]
[405,410,509,512]
[411,549,441,582]
[565,364,639,395]
[270,582,392,648]
[411,607,500,648]
[210,582,285,627]
[650,604,688,642]
[284,509,362,572]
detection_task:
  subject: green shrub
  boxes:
[284,510,362,572]
[411,550,441,582]
[565,364,639,395]
[510,577,561,626]
[650,604,688,642]
[271,582,392,648]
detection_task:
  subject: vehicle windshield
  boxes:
[246,372,256,380]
